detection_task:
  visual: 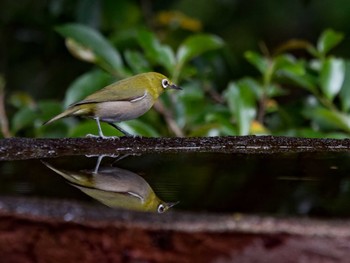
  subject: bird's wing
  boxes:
[71,82,147,106]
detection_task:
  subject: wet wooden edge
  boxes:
[1,135,350,161]
[0,196,350,238]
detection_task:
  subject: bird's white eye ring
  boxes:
[157,204,166,213]
[162,79,169,89]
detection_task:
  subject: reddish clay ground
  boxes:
[2,214,350,263]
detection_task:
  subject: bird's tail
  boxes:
[43,106,81,125]
[41,160,92,186]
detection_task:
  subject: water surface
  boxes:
[1,152,350,217]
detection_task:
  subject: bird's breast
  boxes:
[94,93,154,122]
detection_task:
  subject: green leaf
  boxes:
[11,107,37,133]
[70,119,160,137]
[189,122,235,137]
[274,56,318,93]
[124,50,151,74]
[176,34,224,70]
[236,77,262,98]
[173,34,223,82]
[12,101,64,134]
[274,55,305,76]
[38,101,64,123]
[339,60,350,112]
[137,29,175,73]
[69,121,119,137]
[317,29,344,56]
[320,58,345,100]
[64,70,114,108]
[205,110,237,135]
[224,81,257,135]
[37,101,68,138]
[56,23,127,76]
[244,51,268,74]
[305,107,350,132]
[176,82,206,127]
[296,128,349,139]
[282,70,318,93]
[119,120,160,137]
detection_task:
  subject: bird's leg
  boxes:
[86,118,116,139]
[85,154,120,173]
[95,117,105,138]
[111,154,131,166]
[93,155,104,174]
[107,122,135,137]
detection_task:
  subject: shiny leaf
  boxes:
[12,101,63,134]
[274,55,305,76]
[137,29,175,73]
[320,58,345,100]
[317,29,344,56]
[339,60,350,112]
[56,23,126,75]
[173,34,223,82]
[176,83,206,127]
[176,34,224,69]
[119,120,160,137]
[124,50,151,74]
[69,121,119,138]
[12,107,37,133]
[244,51,268,74]
[224,81,257,135]
[64,70,114,108]
[305,107,350,132]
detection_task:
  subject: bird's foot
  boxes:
[86,133,99,138]
[123,134,142,139]
[86,134,120,140]
[85,153,121,158]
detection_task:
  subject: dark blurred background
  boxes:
[2,0,350,100]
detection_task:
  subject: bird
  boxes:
[44,72,181,138]
[41,159,178,213]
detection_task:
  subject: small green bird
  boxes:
[44,72,181,138]
[42,160,177,213]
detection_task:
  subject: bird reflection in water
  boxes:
[42,155,178,213]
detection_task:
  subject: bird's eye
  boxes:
[162,79,169,89]
[157,204,166,213]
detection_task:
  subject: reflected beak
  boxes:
[167,201,180,208]
[169,84,182,90]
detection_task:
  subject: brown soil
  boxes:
[1,197,350,263]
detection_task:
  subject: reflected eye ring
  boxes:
[162,79,169,88]
[157,204,165,213]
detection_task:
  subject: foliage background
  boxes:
[1,0,350,138]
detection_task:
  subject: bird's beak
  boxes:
[169,84,182,90]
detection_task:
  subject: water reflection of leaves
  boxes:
[42,157,177,213]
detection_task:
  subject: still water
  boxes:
[1,152,350,217]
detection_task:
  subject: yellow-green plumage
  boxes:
[42,161,176,213]
[44,72,181,137]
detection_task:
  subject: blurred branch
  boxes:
[154,100,184,137]
[204,83,224,104]
[257,42,273,124]
[0,75,11,138]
